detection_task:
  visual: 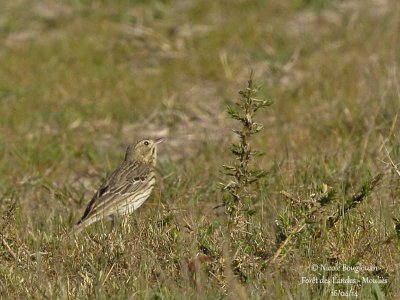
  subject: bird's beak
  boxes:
[155,137,165,144]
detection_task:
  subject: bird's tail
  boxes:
[67,220,89,238]
[67,215,102,238]
[69,224,83,237]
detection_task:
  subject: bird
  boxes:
[70,138,164,235]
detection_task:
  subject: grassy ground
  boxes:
[0,0,400,299]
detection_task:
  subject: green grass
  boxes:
[0,0,399,299]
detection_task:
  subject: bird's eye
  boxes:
[144,141,149,146]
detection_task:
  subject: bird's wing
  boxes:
[77,162,153,224]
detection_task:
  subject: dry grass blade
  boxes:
[270,223,306,264]
[1,238,19,262]
[1,0,399,298]
[384,145,400,178]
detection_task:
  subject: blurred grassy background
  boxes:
[0,0,399,299]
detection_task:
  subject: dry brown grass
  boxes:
[1,0,400,299]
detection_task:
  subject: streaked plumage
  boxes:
[71,138,163,235]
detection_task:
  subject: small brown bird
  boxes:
[71,138,164,235]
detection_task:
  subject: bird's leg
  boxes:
[107,214,115,233]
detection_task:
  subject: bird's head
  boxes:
[125,138,164,165]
